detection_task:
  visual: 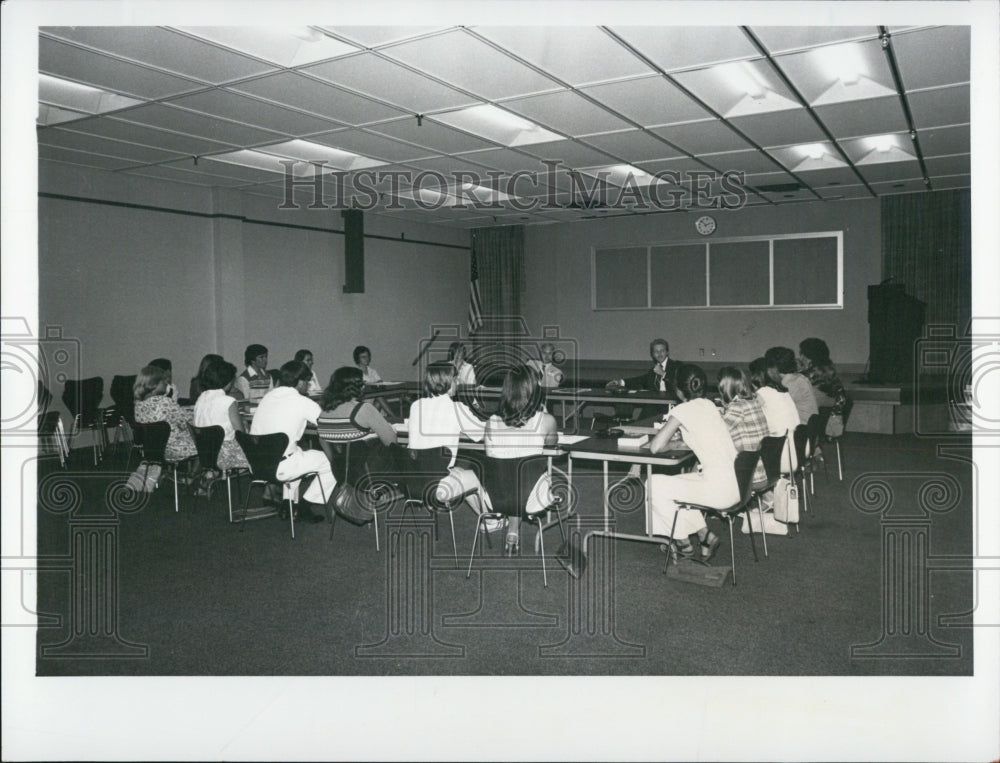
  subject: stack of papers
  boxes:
[618,434,649,448]
[618,425,657,436]
[557,434,588,445]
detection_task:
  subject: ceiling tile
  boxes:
[174,27,359,68]
[814,95,907,138]
[232,72,407,126]
[310,128,434,163]
[931,174,970,189]
[370,118,497,154]
[871,178,930,195]
[160,158,293,184]
[472,26,653,86]
[700,149,785,176]
[891,26,970,90]
[651,120,752,154]
[38,145,139,171]
[774,39,895,105]
[38,127,187,164]
[608,26,760,72]
[121,163,239,186]
[818,184,872,200]
[116,103,287,145]
[636,156,716,177]
[168,90,340,136]
[320,27,446,48]
[907,85,969,129]
[40,36,206,100]
[580,75,713,127]
[924,154,970,177]
[500,90,631,136]
[792,166,865,187]
[856,160,923,184]
[44,27,278,85]
[581,130,680,162]
[55,116,234,156]
[673,59,802,117]
[750,26,879,54]
[518,140,618,170]
[380,29,560,100]
[455,148,553,176]
[304,53,478,113]
[728,109,826,147]
[917,124,970,158]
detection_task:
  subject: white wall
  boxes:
[522,198,882,368]
[37,162,470,411]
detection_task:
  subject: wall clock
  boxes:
[695,215,717,236]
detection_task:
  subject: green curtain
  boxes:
[471,225,526,336]
[881,189,971,330]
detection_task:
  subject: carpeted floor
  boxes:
[34,431,974,676]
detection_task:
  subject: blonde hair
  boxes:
[717,366,752,405]
[424,361,455,396]
[133,365,166,401]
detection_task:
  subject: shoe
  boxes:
[504,532,519,557]
[670,539,698,564]
[700,532,722,562]
[481,516,507,534]
[278,503,290,521]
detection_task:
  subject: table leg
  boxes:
[603,461,609,532]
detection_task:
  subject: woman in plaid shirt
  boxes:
[717,367,769,487]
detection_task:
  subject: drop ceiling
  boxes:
[37,24,971,228]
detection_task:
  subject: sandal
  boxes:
[504,532,520,557]
[700,532,722,562]
[670,538,698,564]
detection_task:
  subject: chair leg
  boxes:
[289,496,296,540]
[173,466,180,513]
[535,517,547,588]
[240,481,260,531]
[835,440,843,481]
[727,517,737,586]
[466,515,486,579]
[448,511,458,569]
[755,496,769,558]
[744,512,758,563]
[226,474,234,523]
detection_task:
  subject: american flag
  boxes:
[468,251,483,334]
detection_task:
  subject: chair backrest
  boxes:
[808,410,829,445]
[132,421,170,463]
[110,374,136,409]
[188,424,225,471]
[758,435,786,486]
[234,431,288,482]
[481,454,550,518]
[62,377,104,421]
[792,424,810,467]
[316,415,373,484]
[733,450,760,505]
[401,447,462,506]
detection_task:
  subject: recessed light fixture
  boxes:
[711,61,800,117]
[810,42,896,105]
[854,134,915,165]
[779,142,847,171]
[578,163,661,187]
[207,140,385,176]
[433,104,562,147]
[800,143,826,160]
[38,73,144,125]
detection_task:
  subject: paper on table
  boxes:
[557,434,589,445]
[374,381,404,386]
[618,434,649,447]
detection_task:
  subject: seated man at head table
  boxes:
[234,343,274,403]
[527,342,564,389]
[604,337,683,426]
[249,360,336,524]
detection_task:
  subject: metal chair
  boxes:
[751,434,789,554]
[62,376,106,466]
[37,410,70,468]
[108,374,138,462]
[818,405,847,481]
[188,424,247,523]
[234,431,327,539]
[129,421,193,513]
[316,417,384,550]
[468,454,566,587]
[668,450,761,586]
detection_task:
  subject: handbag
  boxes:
[330,482,373,526]
[772,477,800,524]
[825,413,845,438]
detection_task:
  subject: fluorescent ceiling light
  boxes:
[855,135,915,165]
[579,163,663,187]
[176,27,357,67]
[433,104,563,147]
[257,139,386,170]
[38,74,143,125]
[776,142,847,171]
[712,62,799,117]
[810,42,895,105]
[205,146,381,177]
[799,143,826,160]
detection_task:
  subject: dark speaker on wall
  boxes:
[342,209,364,293]
[867,283,925,384]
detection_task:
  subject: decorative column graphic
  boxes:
[850,472,962,659]
[355,506,464,658]
[38,473,149,659]
[540,516,645,658]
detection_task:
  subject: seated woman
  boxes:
[406,360,489,520]
[765,346,818,426]
[318,366,404,482]
[448,341,477,387]
[192,359,250,477]
[133,364,197,462]
[484,365,559,554]
[749,357,800,473]
[148,357,177,400]
[717,367,768,488]
[295,349,323,396]
[353,345,383,385]
[798,337,852,429]
[647,364,729,562]
[188,353,223,403]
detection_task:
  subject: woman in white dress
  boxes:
[647,364,731,562]
[192,359,250,473]
[484,365,558,554]
[749,357,800,473]
[406,361,489,517]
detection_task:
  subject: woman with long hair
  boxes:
[647,364,730,562]
[484,365,559,554]
[749,357,799,472]
[188,353,223,403]
[798,337,852,421]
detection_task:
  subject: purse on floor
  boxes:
[329,483,373,526]
[773,477,800,524]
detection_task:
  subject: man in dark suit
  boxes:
[607,338,681,397]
